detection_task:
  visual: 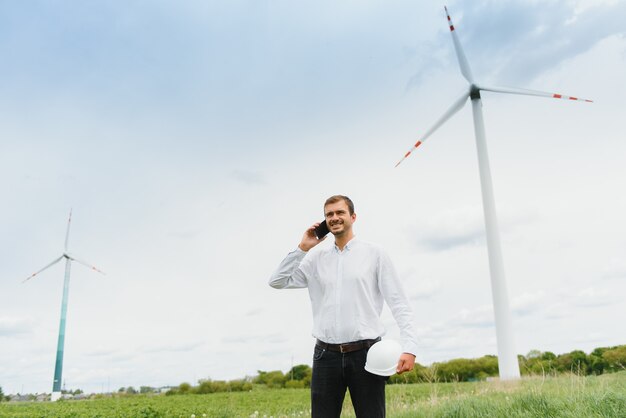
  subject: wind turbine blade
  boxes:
[68,255,105,275]
[478,84,593,102]
[396,92,469,167]
[64,210,72,252]
[23,256,65,283]
[445,6,474,83]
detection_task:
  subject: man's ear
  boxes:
[351,213,357,222]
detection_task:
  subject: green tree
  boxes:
[177,382,192,394]
[226,379,253,392]
[591,347,608,358]
[254,370,286,388]
[165,387,178,396]
[0,386,5,402]
[520,350,558,376]
[286,364,312,387]
[588,355,608,375]
[602,345,626,372]
[526,349,542,359]
[287,364,312,381]
[285,380,306,389]
[435,355,499,382]
[196,379,226,394]
[556,350,589,374]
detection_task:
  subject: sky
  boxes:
[1,0,625,395]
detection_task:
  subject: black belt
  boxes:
[316,337,381,353]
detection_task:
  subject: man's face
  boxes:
[324,200,356,237]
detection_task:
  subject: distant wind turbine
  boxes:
[396,7,592,380]
[24,211,104,401]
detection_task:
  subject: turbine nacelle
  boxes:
[469,85,481,100]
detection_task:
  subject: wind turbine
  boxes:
[396,7,591,380]
[23,211,104,400]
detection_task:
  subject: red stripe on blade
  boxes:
[414,141,422,148]
[553,94,562,99]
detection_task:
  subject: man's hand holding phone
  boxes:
[298,220,329,252]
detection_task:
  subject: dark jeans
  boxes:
[311,343,387,418]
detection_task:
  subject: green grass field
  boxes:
[2,371,624,417]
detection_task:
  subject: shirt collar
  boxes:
[334,236,357,252]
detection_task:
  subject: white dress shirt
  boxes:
[269,238,418,355]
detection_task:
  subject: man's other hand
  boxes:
[396,353,416,374]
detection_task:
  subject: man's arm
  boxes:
[268,223,326,289]
[268,247,309,289]
[377,249,419,374]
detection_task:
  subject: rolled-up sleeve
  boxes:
[269,248,310,289]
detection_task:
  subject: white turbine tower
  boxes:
[24,211,104,400]
[396,7,591,380]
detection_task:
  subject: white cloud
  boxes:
[409,278,442,301]
[602,256,626,280]
[454,305,495,328]
[409,206,485,251]
[142,341,205,354]
[0,317,35,337]
[512,291,547,316]
[574,287,616,308]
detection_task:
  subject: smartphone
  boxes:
[314,220,330,239]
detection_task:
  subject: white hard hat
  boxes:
[364,339,403,376]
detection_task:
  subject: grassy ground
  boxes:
[1,371,624,417]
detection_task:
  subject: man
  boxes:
[269,195,418,417]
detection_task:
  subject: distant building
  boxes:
[8,394,32,402]
[157,386,174,394]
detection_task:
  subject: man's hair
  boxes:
[324,195,355,215]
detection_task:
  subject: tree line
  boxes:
[161,344,625,395]
[390,344,626,384]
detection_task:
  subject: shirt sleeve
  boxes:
[377,249,419,356]
[268,247,311,289]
